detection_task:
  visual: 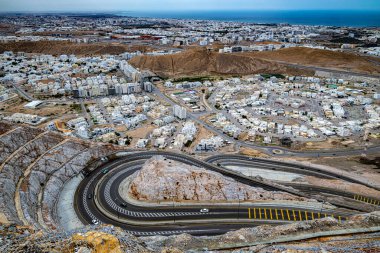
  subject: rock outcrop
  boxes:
[127,156,307,202]
[141,211,380,252]
[72,231,123,253]
[2,212,380,253]
[0,121,14,135]
[0,121,119,230]
[20,140,89,228]
[0,224,151,253]
[0,131,64,224]
[0,126,45,164]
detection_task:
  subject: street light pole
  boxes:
[170,195,176,224]
[114,198,119,219]
[236,181,241,220]
[320,200,325,215]
[173,197,176,223]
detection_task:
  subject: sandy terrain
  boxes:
[1,99,75,117]
[239,147,270,158]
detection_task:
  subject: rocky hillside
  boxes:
[0,41,152,55]
[130,47,380,78]
[1,212,379,252]
[129,47,312,78]
[126,156,308,202]
[0,121,120,229]
[251,47,380,75]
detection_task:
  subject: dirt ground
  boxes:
[294,137,379,151]
[124,123,156,147]
[239,147,270,158]
[182,124,215,153]
[1,98,75,117]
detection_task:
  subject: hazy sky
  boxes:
[1,0,380,12]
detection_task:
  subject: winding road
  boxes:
[74,151,379,236]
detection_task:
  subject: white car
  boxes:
[200,208,209,213]
[92,219,99,225]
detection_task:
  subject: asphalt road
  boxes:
[74,151,366,236]
[12,83,34,101]
[205,155,380,190]
[205,154,380,212]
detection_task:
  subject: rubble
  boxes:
[0,225,151,253]
[72,231,123,253]
[0,208,379,252]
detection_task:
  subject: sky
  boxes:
[1,0,380,12]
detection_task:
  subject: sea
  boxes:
[118,10,380,27]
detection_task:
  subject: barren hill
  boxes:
[251,47,380,75]
[129,47,311,78]
[0,41,152,56]
[130,47,380,78]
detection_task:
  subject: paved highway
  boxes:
[74,151,367,236]
[205,154,380,212]
[205,155,380,190]
[12,83,34,101]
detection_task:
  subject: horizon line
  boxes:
[1,9,380,13]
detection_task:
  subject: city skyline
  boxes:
[1,0,380,12]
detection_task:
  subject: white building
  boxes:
[173,105,187,120]
[24,100,44,109]
[136,139,149,148]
